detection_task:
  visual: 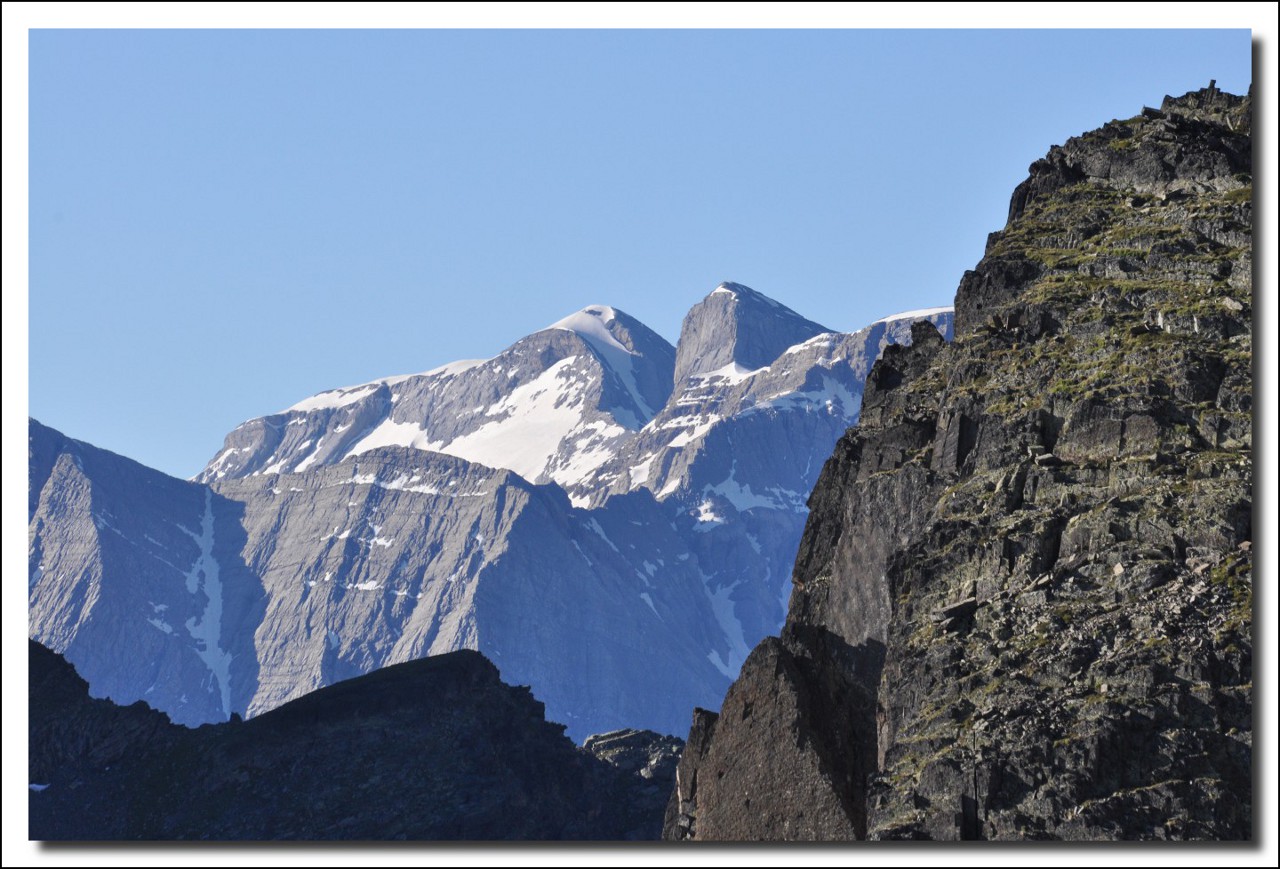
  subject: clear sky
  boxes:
[28,28,1252,478]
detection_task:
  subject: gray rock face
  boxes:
[671,282,831,386]
[665,86,1252,841]
[221,451,735,738]
[30,425,730,738]
[30,287,953,742]
[584,728,683,778]
[28,420,262,726]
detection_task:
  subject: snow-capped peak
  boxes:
[543,304,675,423]
[546,305,634,356]
[711,281,784,310]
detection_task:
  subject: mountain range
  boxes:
[28,82,1251,843]
[29,285,951,741]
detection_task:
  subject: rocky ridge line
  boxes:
[29,640,679,840]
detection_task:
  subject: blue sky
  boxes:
[28,28,1252,478]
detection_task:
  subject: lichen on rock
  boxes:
[665,84,1253,842]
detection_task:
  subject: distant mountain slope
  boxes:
[28,419,261,726]
[29,421,730,738]
[671,281,832,385]
[31,286,952,740]
[28,640,677,840]
[198,305,675,492]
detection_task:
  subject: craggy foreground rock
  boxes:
[29,641,670,840]
[665,84,1253,841]
[663,635,874,840]
[583,727,684,839]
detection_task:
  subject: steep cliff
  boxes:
[665,84,1252,841]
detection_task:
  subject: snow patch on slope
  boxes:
[690,361,764,385]
[203,447,244,480]
[629,456,655,486]
[548,307,630,355]
[433,356,623,486]
[693,499,726,528]
[705,580,750,678]
[147,617,174,634]
[665,417,718,449]
[751,374,861,418]
[547,419,628,490]
[285,384,379,414]
[178,490,233,718]
[294,438,326,473]
[784,333,839,355]
[639,592,659,618]
[703,462,803,513]
[345,419,444,458]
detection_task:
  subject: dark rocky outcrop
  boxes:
[583,727,684,839]
[29,641,672,840]
[663,633,878,840]
[665,84,1253,841]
